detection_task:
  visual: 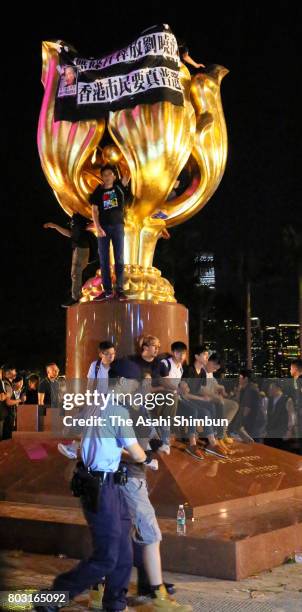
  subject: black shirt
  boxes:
[130,356,162,381]
[25,389,39,404]
[38,378,60,408]
[89,180,126,226]
[181,364,207,394]
[239,383,265,438]
[70,213,90,249]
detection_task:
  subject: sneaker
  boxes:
[138,583,176,598]
[223,435,234,445]
[57,440,79,460]
[205,443,229,458]
[151,585,192,610]
[89,583,104,609]
[145,458,159,471]
[61,297,78,308]
[217,439,231,454]
[93,291,114,302]
[116,290,127,301]
[185,445,205,460]
[158,444,171,455]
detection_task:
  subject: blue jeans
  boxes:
[178,399,217,437]
[98,224,124,293]
[53,474,132,610]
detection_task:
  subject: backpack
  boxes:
[94,359,101,379]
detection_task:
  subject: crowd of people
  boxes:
[1,339,302,456]
[0,363,64,440]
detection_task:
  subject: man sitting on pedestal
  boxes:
[58,341,116,459]
[157,341,187,454]
[179,346,231,460]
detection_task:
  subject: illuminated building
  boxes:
[203,316,300,378]
[221,319,245,376]
[250,317,265,375]
[263,326,279,377]
[194,253,215,289]
[277,324,300,376]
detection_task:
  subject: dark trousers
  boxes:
[178,399,217,437]
[98,224,124,293]
[53,474,132,610]
[71,246,90,300]
[2,409,15,440]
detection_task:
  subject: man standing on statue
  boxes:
[90,165,129,302]
[43,213,95,308]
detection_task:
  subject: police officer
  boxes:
[34,360,146,612]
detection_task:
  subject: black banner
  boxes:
[54,24,184,122]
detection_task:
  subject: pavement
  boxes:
[0,550,302,611]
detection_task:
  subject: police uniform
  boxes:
[36,400,138,612]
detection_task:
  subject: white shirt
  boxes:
[87,360,109,394]
[205,371,219,393]
[161,357,183,389]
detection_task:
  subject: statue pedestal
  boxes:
[66,300,189,378]
[1,437,302,579]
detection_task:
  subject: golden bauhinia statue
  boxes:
[37,26,228,303]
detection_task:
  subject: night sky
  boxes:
[1,2,301,369]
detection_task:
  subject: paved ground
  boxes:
[0,551,302,611]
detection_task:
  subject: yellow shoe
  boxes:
[89,583,104,609]
[223,435,234,445]
[217,439,231,453]
[152,585,192,611]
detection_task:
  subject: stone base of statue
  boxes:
[66,299,189,377]
[1,430,302,579]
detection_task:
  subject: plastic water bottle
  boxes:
[294,551,302,563]
[177,504,186,536]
